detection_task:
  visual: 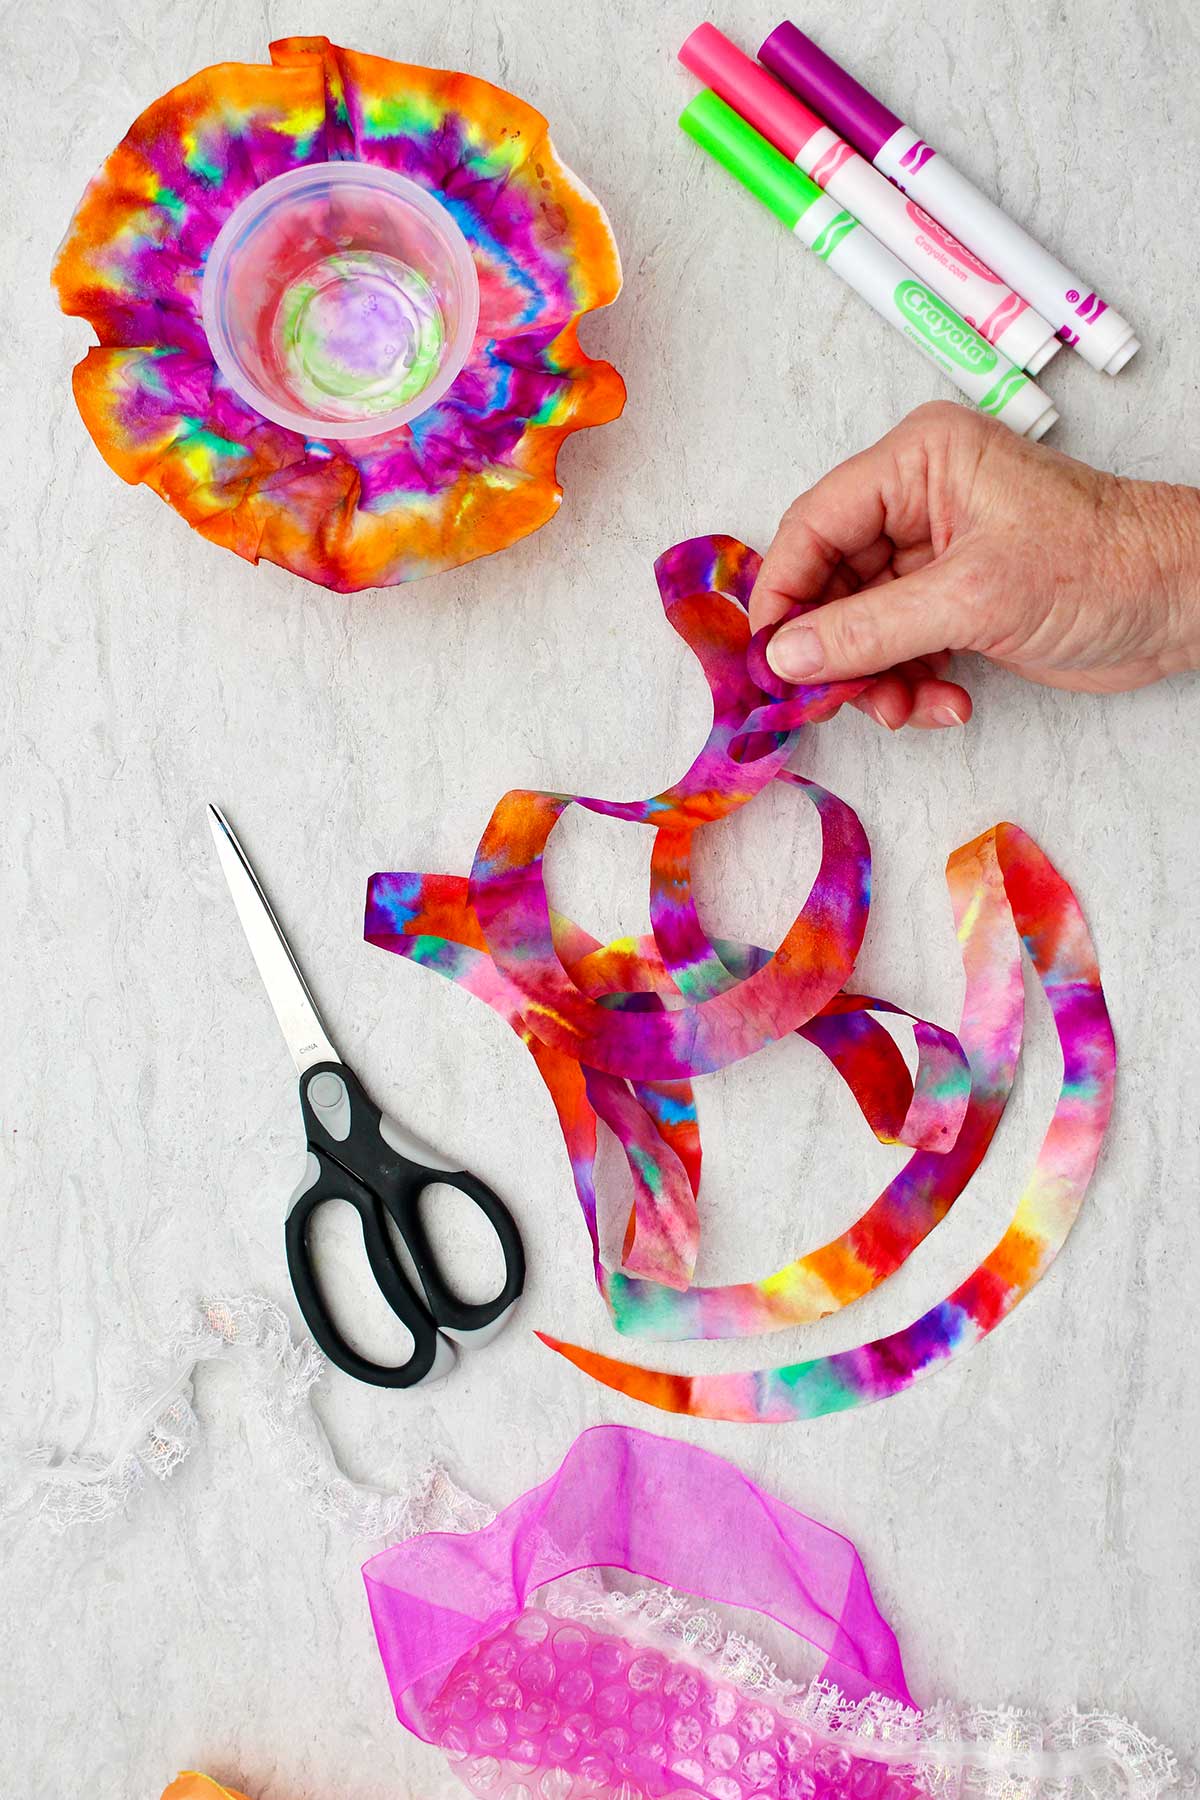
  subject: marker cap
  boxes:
[679,89,821,230]
[759,21,902,163]
[1010,394,1059,441]
[679,24,824,163]
[1025,336,1061,376]
[1105,334,1140,375]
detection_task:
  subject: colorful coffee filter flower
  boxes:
[53,35,625,591]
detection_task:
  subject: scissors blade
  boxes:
[207,805,342,1077]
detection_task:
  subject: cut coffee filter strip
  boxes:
[366,533,1115,1422]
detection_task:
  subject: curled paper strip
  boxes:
[52,35,624,590]
[366,534,1115,1423]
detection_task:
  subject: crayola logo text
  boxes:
[905,202,999,282]
[894,280,997,372]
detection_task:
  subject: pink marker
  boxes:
[759,21,1139,375]
[680,25,1058,375]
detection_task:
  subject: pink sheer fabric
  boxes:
[364,1426,912,1800]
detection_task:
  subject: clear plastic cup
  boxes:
[201,161,481,440]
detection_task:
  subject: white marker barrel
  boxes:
[795,192,1059,437]
[798,128,1059,375]
[875,128,1138,374]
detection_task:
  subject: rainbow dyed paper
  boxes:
[366,534,1115,1423]
[52,36,625,591]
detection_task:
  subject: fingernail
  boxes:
[933,705,965,727]
[864,701,899,731]
[767,625,824,681]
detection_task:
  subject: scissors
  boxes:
[207,805,525,1390]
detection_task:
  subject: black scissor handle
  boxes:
[285,1148,451,1389]
[291,1062,525,1382]
[376,1154,526,1337]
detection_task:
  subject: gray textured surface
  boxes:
[3,0,1199,1794]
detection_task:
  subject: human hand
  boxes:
[750,401,1200,729]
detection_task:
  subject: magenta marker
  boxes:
[679,24,1058,374]
[759,20,1139,374]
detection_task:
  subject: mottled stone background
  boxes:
[3,2,1197,1794]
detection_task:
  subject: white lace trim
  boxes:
[545,1579,855,1706]
[0,1295,490,1540]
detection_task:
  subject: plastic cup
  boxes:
[201,161,481,440]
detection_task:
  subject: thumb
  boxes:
[765,559,970,683]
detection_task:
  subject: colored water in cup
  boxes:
[201,162,480,440]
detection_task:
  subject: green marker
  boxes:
[679,91,1058,440]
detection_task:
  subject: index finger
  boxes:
[749,439,897,634]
